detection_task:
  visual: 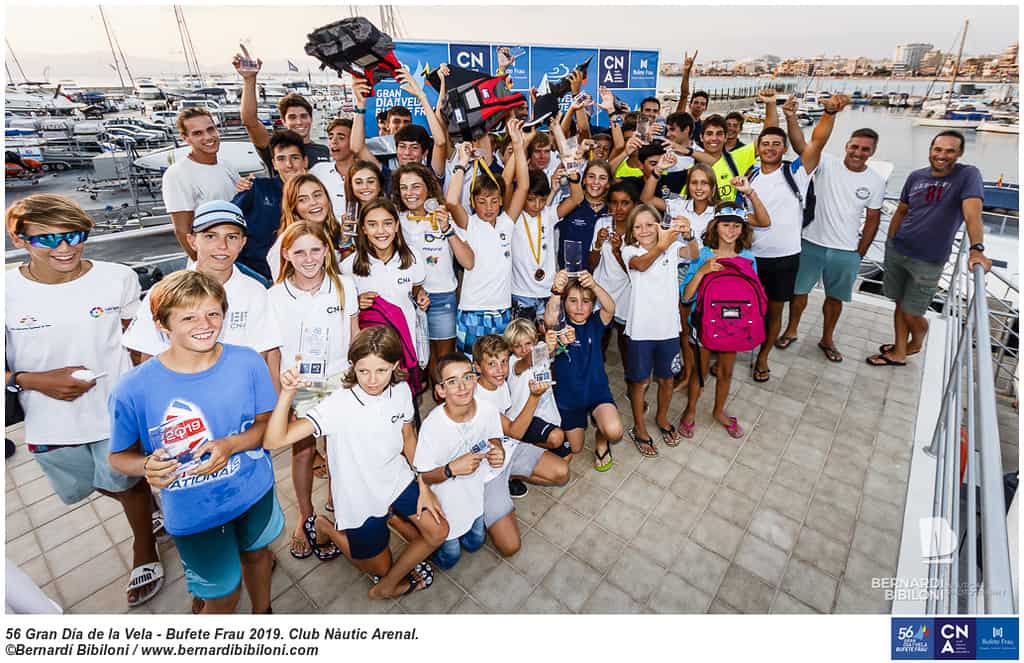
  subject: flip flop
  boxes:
[866,353,907,367]
[594,446,614,472]
[658,424,682,448]
[721,414,745,439]
[775,336,798,350]
[753,367,771,382]
[303,515,341,561]
[290,532,313,560]
[818,343,843,363]
[126,561,164,608]
[628,427,659,458]
[878,344,920,357]
[678,418,696,439]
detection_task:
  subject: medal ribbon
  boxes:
[523,213,543,265]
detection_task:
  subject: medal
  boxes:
[534,268,545,281]
[524,213,544,277]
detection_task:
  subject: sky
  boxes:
[4,2,1019,81]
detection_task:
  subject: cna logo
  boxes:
[89,307,104,318]
[892,619,934,659]
[935,618,975,657]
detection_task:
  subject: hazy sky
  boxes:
[5,3,1019,80]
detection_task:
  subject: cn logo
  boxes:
[599,49,628,88]
[449,44,490,73]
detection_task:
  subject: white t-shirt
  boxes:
[161,156,239,213]
[679,199,715,253]
[750,159,813,259]
[802,153,886,252]
[305,383,415,530]
[399,212,458,294]
[5,261,140,445]
[590,215,630,323]
[414,400,504,539]
[444,155,502,212]
[473,382,520,482]
[340,250,426,341]
[308,161,348,220]
[458,213,514,311]
[511,206,559,298]
[267,275,359,378]
[122,266,283,356]
[621,243,685,341]
[508,355,561,425]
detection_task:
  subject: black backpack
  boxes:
[734,155,816,228]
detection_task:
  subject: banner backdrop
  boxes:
[363,41,660,137]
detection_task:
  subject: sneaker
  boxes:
[5,439,15,459]
[508,478,528,499]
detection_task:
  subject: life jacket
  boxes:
[690,256,767,353]
[304,17,402,94]
[444,75,526,141]
[357,296,426,397]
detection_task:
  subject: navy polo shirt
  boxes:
[231,176,283,282]
[555,200,608,269]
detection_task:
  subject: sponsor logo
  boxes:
[892,619,933,659]
[397,276,412,285]
[975,617,1019,660]
[89,307,104,318]
[934,618,975,658]
[391,413,405,423]
[19,316,37,325]
[599,49,628,89]
[167,455,242,490]
[228,311,248,330]
[855,186,871,200]
[426,256,439,265]
[326,305,341,314]
[449,44,491,73]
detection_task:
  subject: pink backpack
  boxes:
[358,296,426,397]
[691,256,767,353]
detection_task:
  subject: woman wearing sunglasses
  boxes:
[5,194,165,609]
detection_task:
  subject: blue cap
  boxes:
[192,200,247,233]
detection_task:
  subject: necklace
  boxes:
[24,261,84,284]
[523,213,544,280]
[292,270,325,293]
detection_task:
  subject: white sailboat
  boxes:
[914,19,985,130]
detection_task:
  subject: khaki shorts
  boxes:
[882,240,943,317]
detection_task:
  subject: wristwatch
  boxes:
[452,164,468,174]
[443,463,454,479]
[442,226,456,239]
[6,371,24,394]
[568,174,581,183]
[683,232,695,242]
[352,107,366,115]
[970,243,985,252]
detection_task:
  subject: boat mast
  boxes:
[173,5,203,84]
[5,37,29,83]
[944,18,969,114]
[99,6,128,95]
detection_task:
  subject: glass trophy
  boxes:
[636,117,652,144]
[147,413,212,478]
[341,201,359,248]
[563,239,583,276]
[298,325,330,396]
[531,342,552,384]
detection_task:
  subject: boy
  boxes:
[109,270,281,614]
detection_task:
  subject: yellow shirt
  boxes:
[682,143,757,202]
[614,159,644,179]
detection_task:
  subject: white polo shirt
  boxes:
[267,275,358,378]
[340,250,425,341]
[621,243,686,341]
[161,156,239,213]
[457,213,514,311]
[473,381,520,482]
[680,199,715,253]
[802,153,886,252]
[309,161,348,220]
[590,215,630,323]
[5,261,140,445]
[511,206,559,299]
[508,356,561,425]
[122,265,283,356]
[399,212,458,294]
[750,159,813,259]
[414,400,503,539]
[305,383,415,530]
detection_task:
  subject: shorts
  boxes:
[882,239,943,317]
[426,290,457,340]
[483,443,545,527]
[521,416,557,445]
[31,438,139,505]
[456,308,512,354]
[794,239,860,302]
[343,479,420,560]
[432,515,485,570]
[558,396,616,432]
[755,253,801,302]
[626,338,680,382]
[174,488,285,599]
[511,294,549,323]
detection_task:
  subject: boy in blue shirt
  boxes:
[109,270,282,614]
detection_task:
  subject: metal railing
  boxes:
[922,240,1016,614]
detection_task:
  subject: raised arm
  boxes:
[349,80,380,167]
[598,86,624,152]
[800,94,848,173]
[676,51,697,113]
[781,96,808,156]
[445,142,472,229]
[578,271,615,325]
[504,118,530,220]
[263,367,316,450]
[757,88,779,129]
[628,228,679,272]
[544,270,569,328]
[732,176,771,227]
[232,53,271,149]
[396,66,448,177]
[555,165,584,218]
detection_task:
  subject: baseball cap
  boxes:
[713,204,748,223]
[192,200,247,233]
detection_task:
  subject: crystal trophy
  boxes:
[531,342,552,384]
[563,239,583,276]
[340,201,359,248]
[298,324,330,394]
[147,413,212,478]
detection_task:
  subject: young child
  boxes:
[446,118,529,353]
[264,326,448,599]
[108,271,281,614]
[544,271,624,471]
[680,204,761,439]
[589,180,639,365]
[503,319,571,457]
[268,221,359,559]
[620,204,698,456]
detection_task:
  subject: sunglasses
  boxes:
[18,230,90,249]
[715,207,747,218]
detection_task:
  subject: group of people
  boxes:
[5,47,994,614]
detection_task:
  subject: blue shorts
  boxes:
[456,308,512,355]
[174,488,284,600]
[344,479,420,560]
[522,416,558,445]
[432,515,485,570]
[426,290,457,340]
[31,438,139,505]
[558,395,616,431]
[794,239,860,302]
[626,338,680,382]
[511,294,549,322]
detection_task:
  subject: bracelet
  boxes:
[453,164,468,174]
[352,107,366,115]
[683,232,695,242]
[568,175,581,184]
[824,109,837,115]
[442,226,456,239]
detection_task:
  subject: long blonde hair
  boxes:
[275,221,346,312]
[280,174,342,250]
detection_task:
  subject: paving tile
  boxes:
[103,513,133,544]
[799,407,841,435]
[858,495,903,534]
[533,502,588,549]
[55,547,128,607]
[834,581,891,614]
[783,440,828,472]
[685,447,732,482]
[542,555,603,613]
[669,538,730,597]
[6,489,23,516]
[649,573,712,614]
[507,529,562,585]
[46,525,114,578]
[736,443,780,474]
[814,474,863,515]
[581,580,644,614]
[512,486,556,526]
[708,598,741,614]
[518,585,570,614]
[667,468,717,508]
[723,462,771,500]
[559,479,612,519]
[715,564,774,614]
[767,392,808,418]
[771,591,820,614]
[42,502,100,548]
[691,512,744,559]
[748,508,801,552]
[805,495,858,545]
[297,558,362,608]
[325,577,396,614]
[594,497,646,542]
[634,456,683,488]
[9,458,44,487]
[761,481,811,522]
[607,546,667,603]
[631,516,687,569]
[793,526,849,578]
[25,493,81,530]
[822,453,868,488]
[17,475,56,507]
[707,486,757,529]
[445,543,502,594]
[472,562,534,613]
[7,532,41,566]
[734,533,789,586]
[614,473,665,512]
[18,555,53,589]
[869,449,911,482]
[782,557,838,613]
[851,520,900,568]
[568,522,627,574]
[773,460,815,496]
[272,586,319,614]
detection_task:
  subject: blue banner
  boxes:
[629,50,659,88]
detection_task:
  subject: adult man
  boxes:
[639,96,661,122]
[309,118,355,218]
[778,110,886,362]
[384,106,413,135]
[233,53,330,173]
[746,95,845,382]
[724,111,746,151]
[163,108,240,260]
[868,131,991,367]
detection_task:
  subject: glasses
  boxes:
[18,230,89,249]
[441,373,478,389]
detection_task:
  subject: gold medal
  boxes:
[524,213,544,277]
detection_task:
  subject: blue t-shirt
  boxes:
[892,163,984,264]
[232,176,283,281]
[108,344,278,536]
[556,201,608,269]
[680,247,758,304]
[552,312,612,411]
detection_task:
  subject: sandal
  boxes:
[721,415,745,439]
[372,562,434,596]
[126,561,164,608]
[878,343,920,357]
[753,367,771,383]
[151,510,170,543]
[775,335,798,350]
[818,342,843,363]
[865,353,906,367]
[594,446,614,472]
[303,515,341,561]
[658,424,682,448]
[312,451,328,480]
[290,531,313,559]
[678,418,696,439]
[628,427,659,458]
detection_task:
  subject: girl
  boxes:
[392,163,474,385]
[268,222,359,559]
[446,118,529,353]
[268,174,344,281]
[341,199,429,360]
[680,204,760,439]
[264,326,449,599]
[555,160,613,270]
[620,204,698,457]
[345,159,384,206]
[544,270,624,471]
[589,180,639,366]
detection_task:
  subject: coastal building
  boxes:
[892,42,933,76]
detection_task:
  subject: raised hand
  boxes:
[551,269,570,294]
[730,175,753,194]
[232,53,262,79]
[506,117,525,146]
[823,93,851,113]
[782,95,799,117]
[757,88,778,105]
[577,270,596,290]
[598,86,615,113]
[352,79,371,109]
[683,50,698,72]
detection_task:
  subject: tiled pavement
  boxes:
[6,290,936,614]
